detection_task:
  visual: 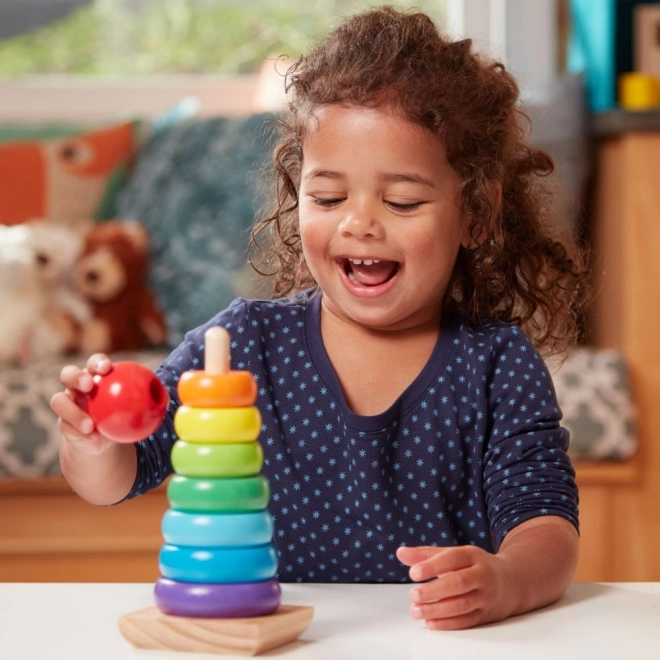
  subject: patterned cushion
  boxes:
[549,348,638,461]
[0,346,638,479]
[0,121,140,228]
[109,113,276,347]
[0,351,167,478]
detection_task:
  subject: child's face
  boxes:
[298,104,470,332]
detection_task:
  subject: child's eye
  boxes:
[312,197,344,207]
[387,201,423,212]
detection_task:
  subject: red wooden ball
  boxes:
[86,362,169,443]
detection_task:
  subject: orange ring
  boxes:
[178,371,257,407]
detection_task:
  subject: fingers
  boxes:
[397,545,475,582]
[57,415,100,443]
[410,588,480,619]
[86,354,112,375]
[51,391,95,438]
[402,546,483,630]
[57,354,112,402]
[412,601,484,632]
[52,354,111,441]
[409,563,479,605]
[409,578,483,631]
[59,364,93,393]
[399,545,506,630]
[396,545,439,567]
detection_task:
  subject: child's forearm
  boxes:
[60,439,137,506]
[497,516,580,617]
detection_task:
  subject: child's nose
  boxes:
[338,204,384,239]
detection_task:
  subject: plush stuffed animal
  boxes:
[74,220,167,354]
[0,220,89,363]
[0,224,46,363]
[26,220,91,359]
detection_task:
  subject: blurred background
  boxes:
[1,0,659,587]
[0,0,446,76]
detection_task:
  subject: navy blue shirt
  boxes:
[128,291,578,583]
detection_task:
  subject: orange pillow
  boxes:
[0,121,138,227]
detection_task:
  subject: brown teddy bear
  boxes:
[74,220,167,354]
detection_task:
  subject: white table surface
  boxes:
[0,582,658,660]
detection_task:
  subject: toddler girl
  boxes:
[52,6,589,630]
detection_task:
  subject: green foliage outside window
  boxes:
[0,0,446,77]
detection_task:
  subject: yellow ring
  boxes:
[178,371,257,408]
[174,405,262,443]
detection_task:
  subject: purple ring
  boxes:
[154,577,281,618]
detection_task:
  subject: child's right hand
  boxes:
[50,354,115,454]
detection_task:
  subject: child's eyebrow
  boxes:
[381,172,437,189]
[303,169,437,189]
[302,168,343,181]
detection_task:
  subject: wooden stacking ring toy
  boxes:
[171,440,263,478]
[119,327,313,657]
[154,577,282,618]
[167,475,270,513]
[162,510,274,547]
[178,370,258,408]
[174,406,262,443]
[159,543,278,583]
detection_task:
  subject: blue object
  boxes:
[159,542,279,583]
[110,113,276,346]
[567,0,616,111]
[162,509,274,547]
[152,97,200,134]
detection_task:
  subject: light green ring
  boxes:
[171,440,263,478]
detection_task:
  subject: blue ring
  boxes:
[159,543,279,584]
[162,510,274,547]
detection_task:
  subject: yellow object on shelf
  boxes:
[618,73,660,110]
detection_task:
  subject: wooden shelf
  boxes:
[573,456,642,487]
[583,129,660,581]
[0,448,647,584]
[0,478,168,582]
[591,109,660,136]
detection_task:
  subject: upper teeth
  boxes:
[349,259,380,266]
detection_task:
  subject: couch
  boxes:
[0,89,642,584]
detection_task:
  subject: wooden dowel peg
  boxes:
[205,327,230,375]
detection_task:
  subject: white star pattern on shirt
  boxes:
[130,292,578,584]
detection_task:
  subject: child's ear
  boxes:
[460,217,475,249]
[460,181,502,248]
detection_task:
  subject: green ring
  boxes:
[167,475,271,513]
[171,440,263,478]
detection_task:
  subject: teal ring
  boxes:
[159,542,279,584]
[162,510,274,547]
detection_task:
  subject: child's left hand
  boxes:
[396,545,514,630]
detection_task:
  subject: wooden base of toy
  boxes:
[119,604,314,656]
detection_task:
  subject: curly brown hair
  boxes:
[249,5,590,353]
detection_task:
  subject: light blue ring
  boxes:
[162,510,274,547]
[159,542,279,584]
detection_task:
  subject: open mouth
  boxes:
[340,258,400,288]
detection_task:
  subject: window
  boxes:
[0,1,559,123]
[0,0,447,77]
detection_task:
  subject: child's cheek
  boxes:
[299,218,328,271]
